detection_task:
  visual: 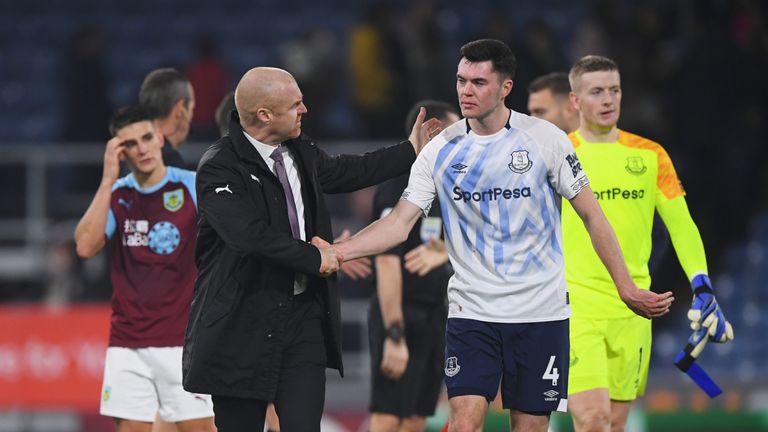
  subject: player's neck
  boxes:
[134,164,167,189]
[578,122,618,143]
[155,118,184,149]
[468,107,510,136]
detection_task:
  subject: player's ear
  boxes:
[569,91,580,111]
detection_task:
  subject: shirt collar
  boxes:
[242,130,281,165]
[465,108,513,134]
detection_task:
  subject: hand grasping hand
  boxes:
[311,236,343,276]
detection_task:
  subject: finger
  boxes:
[413,107,426,129]
[404,246,423,261]
[724,322,734,342]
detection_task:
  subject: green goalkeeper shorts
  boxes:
[568,314,651,401]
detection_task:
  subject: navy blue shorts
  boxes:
[444,318,569,413]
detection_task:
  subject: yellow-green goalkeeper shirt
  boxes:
[562,130,707,319]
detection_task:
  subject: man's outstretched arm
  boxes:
[335,200,424,261]
[569,186,674,318]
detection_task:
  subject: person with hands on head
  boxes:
[368,100,459,432]
[562,55,732,432]
[182,66,441,432]
[74,106,215,432]
[334,39,672,432]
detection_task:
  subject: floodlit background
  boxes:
[0,0,766,430]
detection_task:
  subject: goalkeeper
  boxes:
[561,55,734,432]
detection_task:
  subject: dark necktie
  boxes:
[270,147,302,240]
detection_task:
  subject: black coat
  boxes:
[182,112,416,399]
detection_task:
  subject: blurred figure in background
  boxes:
[367,100,457,432]
[278,27,342,138]
[139,68,195,168]
[74,105,214,432]
[562,55,734,432]
[185,35,230,141]
[349,2,409,138]
[526,72,579,134]
[62,25,111,143]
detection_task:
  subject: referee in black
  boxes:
[368,100,459,432]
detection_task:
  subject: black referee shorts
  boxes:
[368,300,447,418]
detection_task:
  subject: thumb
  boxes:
[414,107,426,127]
[311,236,330,247]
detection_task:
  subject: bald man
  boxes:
[182,67,440,432]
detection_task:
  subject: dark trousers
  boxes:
[212,291,327,432]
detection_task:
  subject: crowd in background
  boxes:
[0,0,766,324]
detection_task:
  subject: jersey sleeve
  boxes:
[655,145,686,203]
[657,195,708,281]
[549,130,589,200]
[105,208,116,239]
[401,142,438,216]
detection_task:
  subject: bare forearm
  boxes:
[337,201,421,260]
[74,181,112,258]
[376,256,404,326]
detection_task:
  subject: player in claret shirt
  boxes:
[75,105,214,432]
[562,55,734,432]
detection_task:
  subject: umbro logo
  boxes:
[451,163,468,174]
[215,185,233,194]
[543,390,559,401]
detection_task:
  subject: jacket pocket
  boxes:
[202,275,239,327]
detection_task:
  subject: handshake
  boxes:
[312,236,344,276]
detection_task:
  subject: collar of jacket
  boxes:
[226,110,314,170]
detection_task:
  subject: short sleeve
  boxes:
[105,209,116,239]
[549,131,589,200]
[401,143,438,215]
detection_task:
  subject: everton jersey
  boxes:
[105,167,197,347]
[402,110,588,323]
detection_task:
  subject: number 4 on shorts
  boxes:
[542,355,559,386]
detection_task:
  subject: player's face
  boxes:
[528,88,569,132]
[573,70,622,130]
[456,58,512,120]
[269,80,307,140]
[116,121,164,175]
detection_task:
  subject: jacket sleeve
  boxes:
[197,155,322,276]
[315,141,417,193]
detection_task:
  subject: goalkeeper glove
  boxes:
[687,274,734,343]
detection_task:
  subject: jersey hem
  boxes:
[446,312,571,323]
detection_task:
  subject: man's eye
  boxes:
[124,139,137,148]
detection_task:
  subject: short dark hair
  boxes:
[215,91,235,137]
[109,105,153,136]
[404,100,458,136]
[459,39,517,80]
[138,68,192,119]
[528,72,571,97]
[568,55,619,91]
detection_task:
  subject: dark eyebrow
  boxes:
[142,132,153,140]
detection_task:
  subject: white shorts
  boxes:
[100,346,214,422]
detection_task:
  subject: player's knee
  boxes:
[573,407,610,432]
[449,417,482,432]
[400,416,426,432]
[369,413,400,432]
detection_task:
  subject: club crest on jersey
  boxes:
[163,189,184,212]
[625,157,647,175]
[508,150,532,174]
[445,356,461,377]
